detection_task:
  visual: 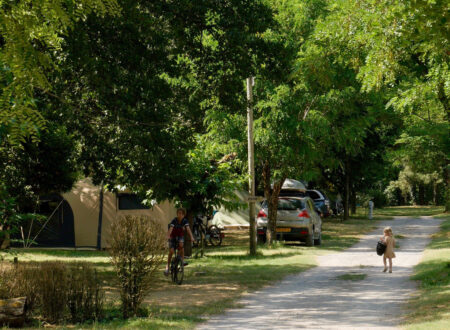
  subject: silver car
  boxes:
[256,197,322,246]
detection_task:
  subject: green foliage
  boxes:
[0,0,120,145]
[310,0,449,210]
[169,140,245,215]
[109,216,166,319]
[0,122,79,223]
[41,0,276,216]
[0,185,21,248]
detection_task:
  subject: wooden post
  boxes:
[247,77,257,256]
[0,297,26,327]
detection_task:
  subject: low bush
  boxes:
[38,262,68,323]
[0,261,105,324]
[0,263,15,298]
[109,215,166,318]
[0,262,40,314]
[67,263,104,323]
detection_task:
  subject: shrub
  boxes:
[38,262,68,323]
[109,215,166,318]
[0,262,40,314]
[0,263,15,298]
[10,263,40,312]
[67,263,104,323]
[358,189,389,208]
[0,261,105,324]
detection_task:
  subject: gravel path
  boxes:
[198,216,442,330]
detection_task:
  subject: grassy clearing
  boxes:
[346,207,394,221]
[336,273,367,281]
[403,214,450,330]
[321,217,380,248]
[374,205,445,217]
[0,217,382,329]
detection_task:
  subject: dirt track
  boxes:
[198,216,442,330]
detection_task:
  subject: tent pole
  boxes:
[96,182,104,250]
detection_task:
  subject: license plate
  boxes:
[276,227,291,233]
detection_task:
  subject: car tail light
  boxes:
[257,229,265,235]
[257,210,267,218]
[298,210,310,218]
[300,229,309,235]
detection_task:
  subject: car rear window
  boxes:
[277,198,305,210]
[306,191,321,200]
[279,190,305,197]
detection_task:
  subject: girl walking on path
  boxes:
[381,226,396,273]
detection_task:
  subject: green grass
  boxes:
[374,206,445,217]
[3,208,442,329]
[0,217,382,329]
[336,273,367,281]
[346,207,394,220]
[403,214,450,330]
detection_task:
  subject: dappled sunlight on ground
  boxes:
[199,217,443,329]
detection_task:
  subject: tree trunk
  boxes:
[184,211,194,257]
[0,225,10,250]
[343,159,350,220]
[266,193,278,245]
[444,168,450,213]
[350,189,356,215]
[411,184,417,205]
[262,162,285,245]
[0,297,26,327]
[418,184,425,206]
[437,80,450,213]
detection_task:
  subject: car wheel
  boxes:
[314,232,322,245]
[305,231,314,247]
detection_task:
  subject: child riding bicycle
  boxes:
[164,208,195,276]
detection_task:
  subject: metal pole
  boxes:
[247,77,257,255]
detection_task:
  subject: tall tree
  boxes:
[205,0,328,244]
[0,0,120,145]
[43,0,276,220]
[313,0,450,211]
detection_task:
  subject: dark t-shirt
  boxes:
[169,217,189,238]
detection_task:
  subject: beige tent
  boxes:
[211,179,306,228]
[59,178,176,248]
[211,190,262,228]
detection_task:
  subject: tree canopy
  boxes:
[1,0,448,250]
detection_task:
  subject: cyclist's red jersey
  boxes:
[169,218,189,238]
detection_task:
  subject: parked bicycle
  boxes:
[169,237,184,285]
[192,215,223,247]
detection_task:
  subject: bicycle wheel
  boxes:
[208,225,222,246]
[170,258,177,283]
[172,256,184,285]
[192,226,200,247]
